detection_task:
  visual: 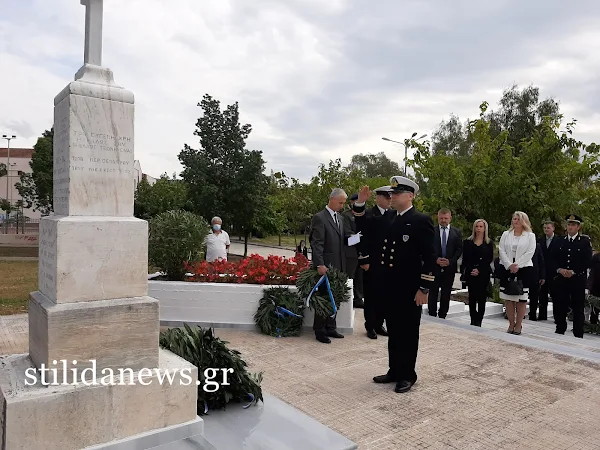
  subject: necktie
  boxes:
[441,227,447,258]
[333,213,339,228]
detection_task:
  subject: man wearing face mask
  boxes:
[204,216,231,262]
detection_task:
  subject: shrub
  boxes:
[148,210,209,280]
[254,287,305,337]
[159,324,263,415]
[185,253,310,285]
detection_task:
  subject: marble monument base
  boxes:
[38,216,149,304]
[0,349,201,450]
[28,292,159,384]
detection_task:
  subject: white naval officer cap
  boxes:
[389,175,419,194]
[374,185,393,195]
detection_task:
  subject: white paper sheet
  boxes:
[348,233,361,246]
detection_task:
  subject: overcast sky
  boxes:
[1,0,600,182]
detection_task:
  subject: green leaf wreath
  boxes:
[585,294,600,335]
[296,266,351,318]
[159,324,263,415]
[254,287,305,337]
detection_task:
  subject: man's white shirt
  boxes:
[205,230,230,262]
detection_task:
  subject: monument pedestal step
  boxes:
[0,349,200,449]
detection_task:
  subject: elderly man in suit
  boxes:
[428,208,463,318]
[309,188,352,344]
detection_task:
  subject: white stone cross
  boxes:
[81,0,103,66]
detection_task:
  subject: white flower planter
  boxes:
[148,280,356,334]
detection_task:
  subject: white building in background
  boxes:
[0,147,41,221]
[0,148,157,221]
[133,159,157,189]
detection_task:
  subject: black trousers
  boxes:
[363,269,384,331]
[313,283,337,335]
[536,278,553,320]
[467,276,488,325]
[528,281,541,319]
[346,257,364,303]
[428,268,455,318]
[554,275,586,338]
[385,290,421,383]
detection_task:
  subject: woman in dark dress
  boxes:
[461,219,495,326]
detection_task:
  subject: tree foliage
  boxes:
[178,94,270,256]
[16,128,54,215]
[347,152,400,178]
[134,174,190,220]
[413,92,600,242]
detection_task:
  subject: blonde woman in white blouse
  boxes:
[498,211,537,335]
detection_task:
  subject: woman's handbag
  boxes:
[503,276,524,296]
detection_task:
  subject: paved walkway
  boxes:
[228,242,296,258]
[2,311,600,449]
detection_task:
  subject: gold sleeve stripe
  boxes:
[421,274,435,281]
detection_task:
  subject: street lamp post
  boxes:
[382,133,427,175]
[2,134,17,232]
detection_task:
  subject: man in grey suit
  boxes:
[309,188,351,343]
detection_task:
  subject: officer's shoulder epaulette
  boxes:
[581,234,591,240]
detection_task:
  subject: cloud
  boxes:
[1,0,600,184]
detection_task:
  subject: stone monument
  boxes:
[0,1,203,448]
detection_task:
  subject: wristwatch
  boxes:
[419,288,429,294]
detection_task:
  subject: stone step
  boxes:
[198,393,357,450]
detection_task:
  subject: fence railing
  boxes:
[0,218,40,234]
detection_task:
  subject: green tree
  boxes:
[412,100,600,242]
[347,152,401,178]
[16,128,54,215]
[178,94,269,256]
[134,174,190,220]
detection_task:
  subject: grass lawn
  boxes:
[0,247,38,257]
[0,260,38,315]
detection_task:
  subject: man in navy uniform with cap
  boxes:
[341,193,365,308]
[550,214,592,338]
[353,176,436,393]
[361,186,393,339]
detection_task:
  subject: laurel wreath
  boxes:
[295,266,351,318]
[585,294,600,335]
[254,287,305,337]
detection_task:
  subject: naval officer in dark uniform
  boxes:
[353,176,436,393]
[550,214,592,338]
[362,186,392,339]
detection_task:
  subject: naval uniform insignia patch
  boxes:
[403,235,409,242]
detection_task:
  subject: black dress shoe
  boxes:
[394,380,414,393]
[367,329,377,339]
[373,374,396,384]
[538,316,547,321]
[316,335,331,344]
[375,326,388,336]
[326,330,344,338]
